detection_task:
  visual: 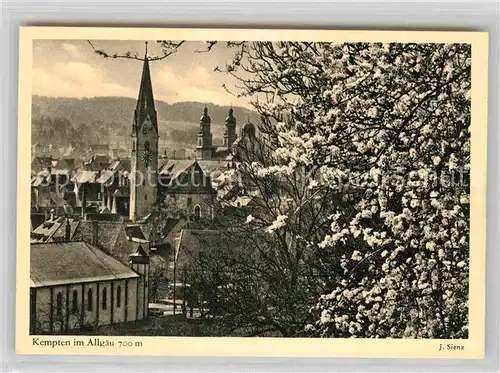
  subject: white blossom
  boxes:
[265,215,287,233]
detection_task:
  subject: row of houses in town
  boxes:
[30,47,261,334]
[32,142,188,168]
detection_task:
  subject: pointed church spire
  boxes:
[200,104,210,123]
[225,106,236,124]
[224,105,237,148]
[133,44,158,134]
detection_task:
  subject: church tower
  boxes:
[223,107,237,149]
[129,246,150,320]
[130,44,159,222]
[196,105,213,160]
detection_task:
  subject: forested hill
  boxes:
[31,95,259,148]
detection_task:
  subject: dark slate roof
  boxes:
[72,221,124,252]
[31,213,47,232]
[94,155,110,163]
[167,160,215,194]
[163,217,183,236]
[30,241,139,287]
[54,158,75,170]
[159,159,228,177]
[63,190,77,206]
[31,217,79,243]
[114,185,130,197]
[136,214,185,242]
[158,159,193,176]
[125,225,146,240]
[131,245,148,257]
[96,170,115,184]
[109,159,131,172]
[175,229,254,269]
[32,156,53,169]
[83,213,125,222]
[72,170,99,183]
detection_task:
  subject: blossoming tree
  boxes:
[216,41,471,338]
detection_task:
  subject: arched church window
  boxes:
[102,288,107,310]
[144,141,150,151]
[56,292,63,317]
[87,288,93,311]
[116,286,122,308]
[71,290,78,313]
[194,205,201,221]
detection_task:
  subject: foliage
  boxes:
[219,42,471,338]
[92,41,471,338]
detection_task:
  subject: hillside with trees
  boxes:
[31,95,259,148]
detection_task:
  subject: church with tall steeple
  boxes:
[196,105,213,160]
[129,43,159,222]
[223,107,237,148]
[195,105,240,161]
[125,42,256,222]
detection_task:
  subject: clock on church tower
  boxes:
[140,143,154,167]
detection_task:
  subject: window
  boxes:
[102,288,107,310]
[187,197,192,207]
[144,141,150,151]
[116,286,122,308]
[71,290,78,313]
[87,288,93,311]
[145,194,147,201]
[194,205,201,221]
[56,292,63,317]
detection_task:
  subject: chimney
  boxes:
[50,209,55,222]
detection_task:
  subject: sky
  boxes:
[32,40,252,108]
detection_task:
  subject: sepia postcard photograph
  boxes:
[16,27,488,358]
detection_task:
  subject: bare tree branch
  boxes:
[87,40,186,61]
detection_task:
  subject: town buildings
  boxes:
[29,46,259,333]
[30,242,149,334]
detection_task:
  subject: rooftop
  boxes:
[30,241,139,288]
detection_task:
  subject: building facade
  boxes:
[30,242,149,334]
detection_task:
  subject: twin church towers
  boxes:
[129,44,239,222]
